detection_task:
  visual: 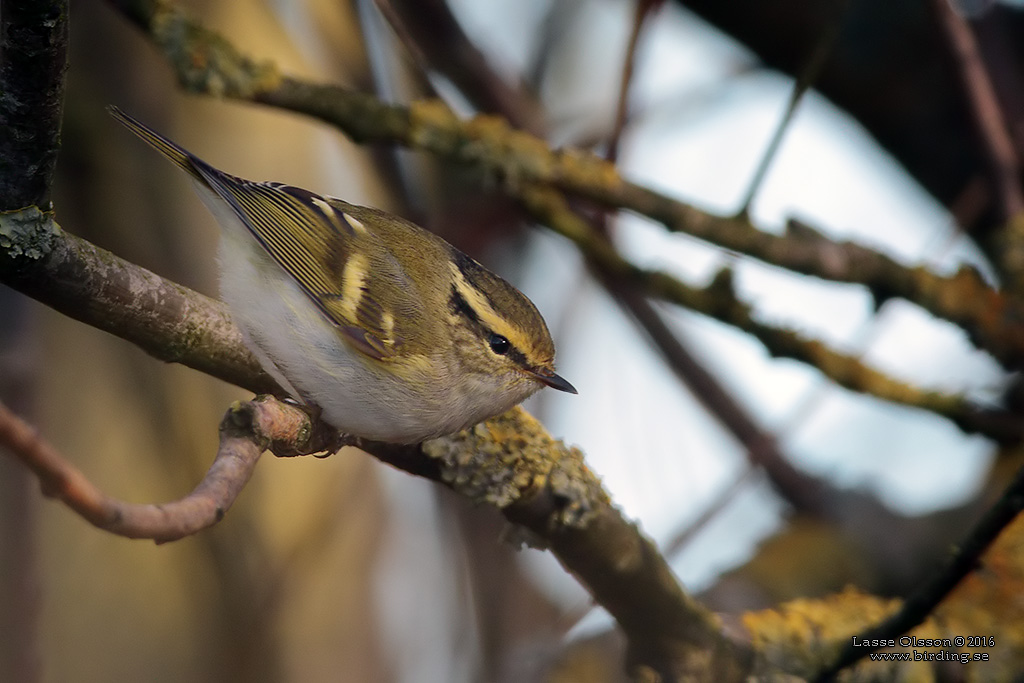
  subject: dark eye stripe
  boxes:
[450,286,531,367]
[504,347,529,367]
[449,285,479,324]
[452,251,501,318]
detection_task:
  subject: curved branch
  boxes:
[297,404,755,682]
[0,398,274,543]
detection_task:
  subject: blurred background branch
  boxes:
[104,0,1024,441]
[4,0,1024,680]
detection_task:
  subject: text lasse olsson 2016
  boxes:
[851,635,995,665]
[851,635,994,648]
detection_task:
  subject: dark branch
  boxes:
[737,0,850,216]
[607,282,835,515]
[355,406,755,682]
[931,0,1023,222]
[0,0,69,209]
[378,0,546,134]
[812,462,1024,681]
[217,399,758,681]
[929,0,1024,298]
[607,0,664,165]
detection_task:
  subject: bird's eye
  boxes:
[488,333,511,355]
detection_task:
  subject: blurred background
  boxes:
[3,0,1024,680]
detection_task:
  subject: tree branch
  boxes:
[0,209,280,396]
[378,0,546,134]
[0,196,754,681]
[319,404,754,682]
[606,0,664,166]
[518,186,1023,442]
[931,0,1023,222]
[0,0,68,210]
[106,0,1024,373]
[930,0,1024,298]
[0,397,272,543]
[737,0,850,216]
[812,461,1024,681]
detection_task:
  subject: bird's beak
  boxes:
[526,366,578,394]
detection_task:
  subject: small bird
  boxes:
[110,107,575,444]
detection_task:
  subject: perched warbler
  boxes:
[110,107,575,444]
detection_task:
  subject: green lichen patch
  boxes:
[0,205,58,260]
[423,406,608,528]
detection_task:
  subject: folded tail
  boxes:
[107,106,207,184]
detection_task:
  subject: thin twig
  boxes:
[931,0,1023,221]
[931,0,1024,294]
[737,0,850,217]
[376,0,545,133]
[0,398,293,543]
[662,465,758,559]
[812,462,1024,681]
[607,0,664,165]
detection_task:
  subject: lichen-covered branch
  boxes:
[0,0,68,210]
[0,208,279,396]
[519,186,1024,442]
[0,358,755,678]
[311,405,753,682]
[812,461,1024,681]
[107,0,1024,372]
[0,206,753,680]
